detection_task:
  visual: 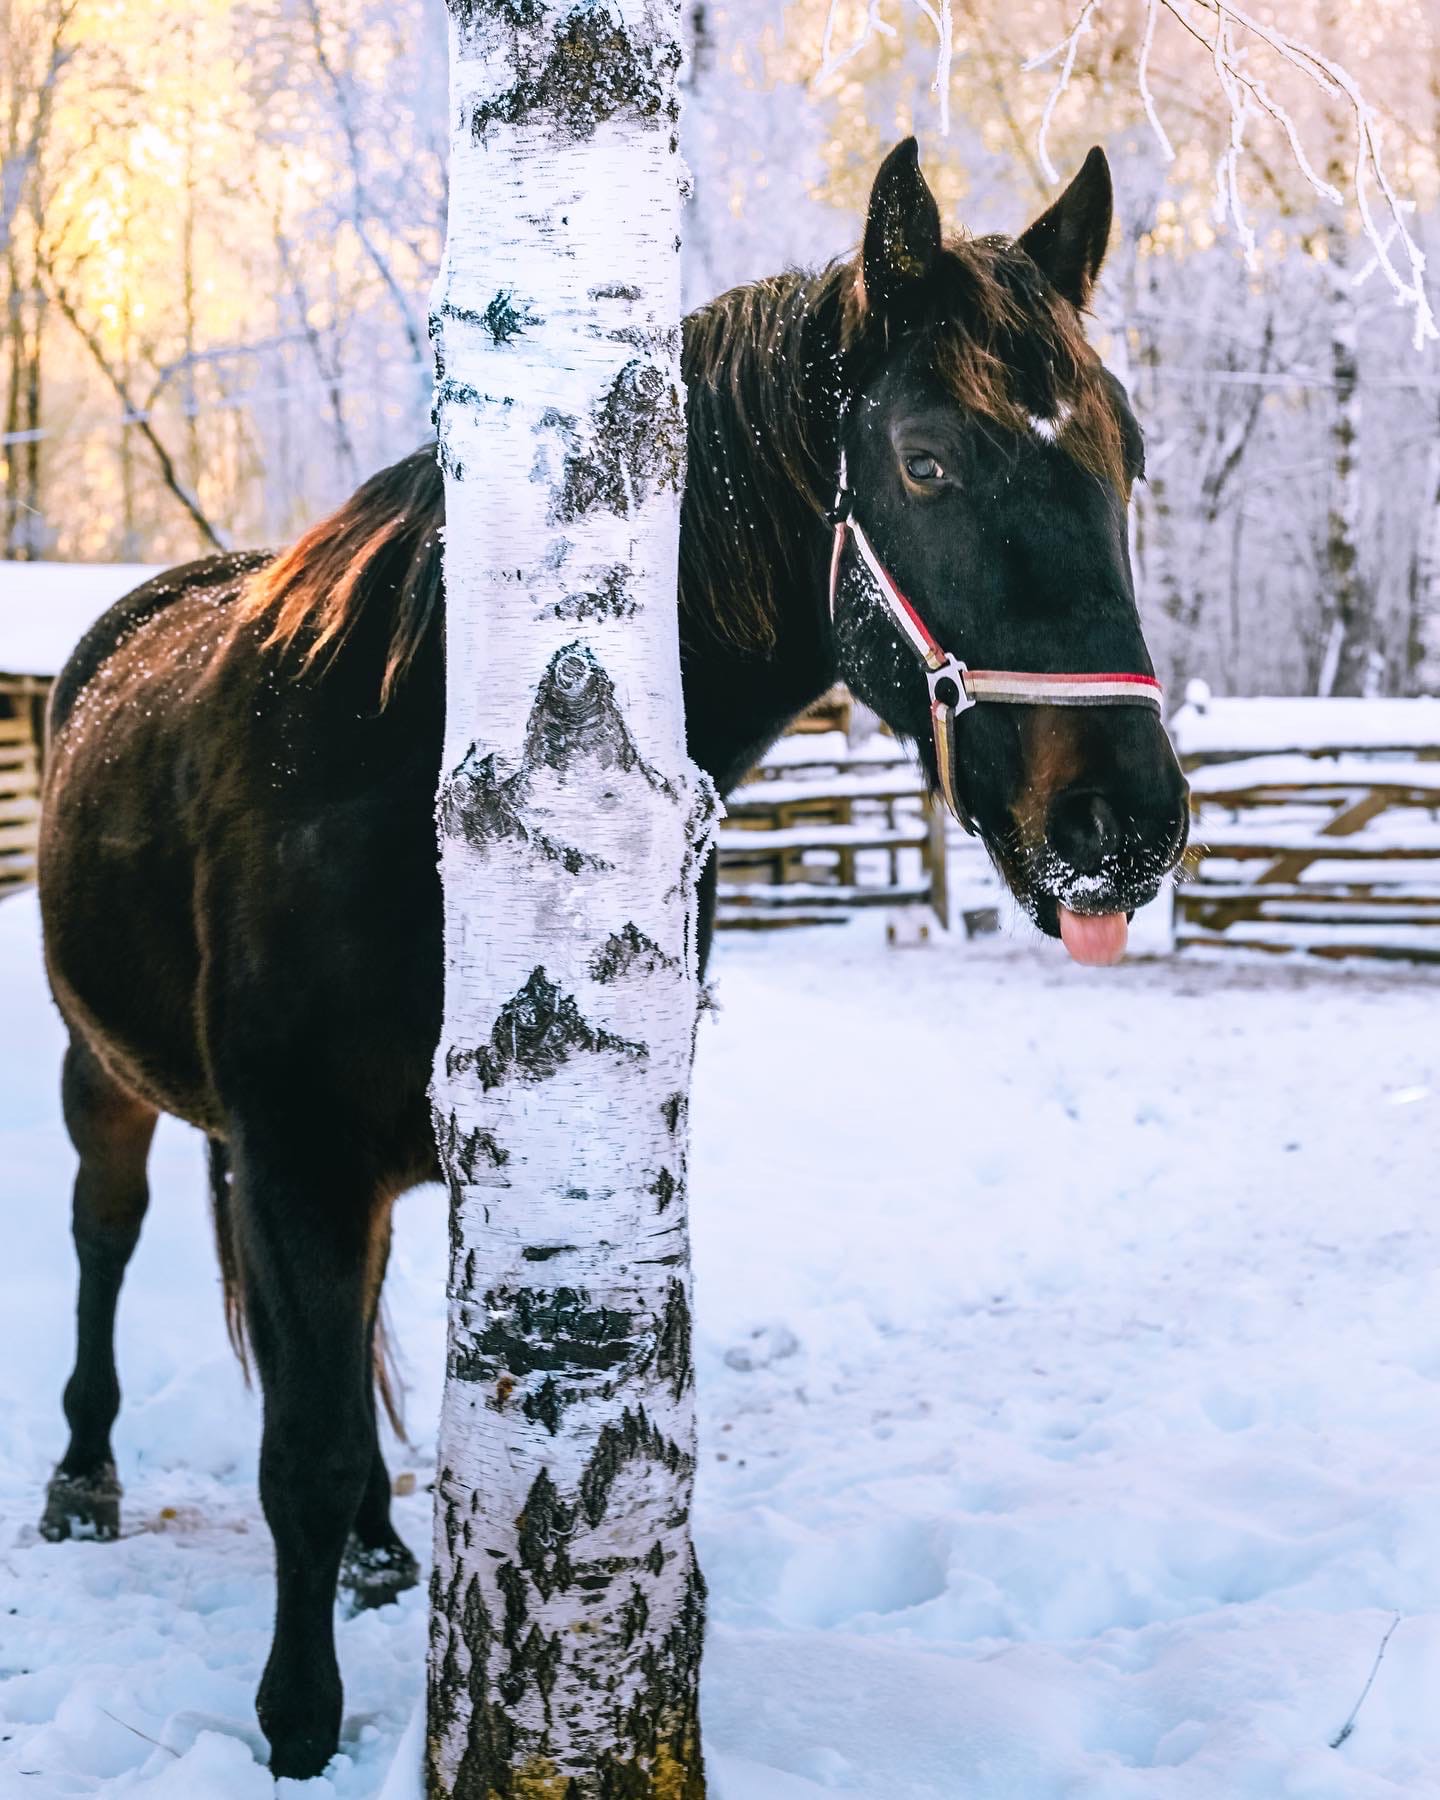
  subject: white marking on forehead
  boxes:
[1027,398,1075,442]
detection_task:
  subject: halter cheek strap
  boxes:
[826,453,1164,831]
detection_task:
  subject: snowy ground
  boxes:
[3,887,1440,1798]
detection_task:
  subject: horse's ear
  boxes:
[861,138,942,314]
[1017,146,1113,309]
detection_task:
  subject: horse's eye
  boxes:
[904,453,943,483]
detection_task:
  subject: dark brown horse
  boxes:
[37,141,1187,1778]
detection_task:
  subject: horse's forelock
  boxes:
[846,233,1129,493]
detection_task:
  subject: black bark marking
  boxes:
[545,562,638,623]
[522,1376,565,1436]
[577,1406,691,1531]
[521,1243,576,1262]
[446,965,645,1091]
[619,1580,650,1649]
[454,0,548,30]
[524,642,674,795]
[514,1467,576,1601]
[433,1569,519,1799]
[453,1284,635,1384]
[591,282,642,300]
[609,1553,708,1794]
[543,360,684,524]
[650,1166,678,1212]
[438,743,611,876]
[605,322,682,360]
[662,1092,687,1135]
[591,922,678,983]
[437,1108,510,1186]
[434,380,515,481]
[466,3,681,145]
[653,1278,693,1401]
[480,289,541,344]
[440,643,673,857]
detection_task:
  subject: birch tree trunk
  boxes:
[1316,34,1377,699]
[1410,419,1440,694]
[426,0,713,1793]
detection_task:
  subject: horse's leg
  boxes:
[41,1038,158,1542]
[233,1134,379,1779]
[340,1207,420,1612]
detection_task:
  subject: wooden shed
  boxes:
[0,564,162,893]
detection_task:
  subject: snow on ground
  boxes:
[3,887,1440,1798]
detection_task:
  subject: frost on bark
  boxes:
[426,0,712,1790]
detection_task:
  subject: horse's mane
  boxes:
[680,234,1122,653]
[240,234,1123,698]
[237,448,444,708]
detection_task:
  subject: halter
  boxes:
[826,452,1164,831]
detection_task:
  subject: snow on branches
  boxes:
[818,0,1436,347]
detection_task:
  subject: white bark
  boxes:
[426,0,712,1793]
[1412,424,1440,695]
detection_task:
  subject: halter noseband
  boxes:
[826,452,1164,832]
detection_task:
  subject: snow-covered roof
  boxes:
[1172,693,1440,758]
[0,562,165,678]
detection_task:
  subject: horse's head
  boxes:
[832,139,1188,963]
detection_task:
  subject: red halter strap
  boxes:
[826,455,1163,829]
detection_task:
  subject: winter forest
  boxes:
[3,0,1439,701]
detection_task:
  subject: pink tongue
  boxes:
[1058,906,1128,966]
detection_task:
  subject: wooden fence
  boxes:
[1172,693,1440,962]
[0,677,45,894]
[716,715,948,932]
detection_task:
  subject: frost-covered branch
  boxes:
[1031,1,1435,346]
[819,0,1436,347]
[0,1,77,256]
[1021,1,1100,186]
[41,269,228,551]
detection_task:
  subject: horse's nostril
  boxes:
[1046,787,1119,875]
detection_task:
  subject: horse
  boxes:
[36,138,1188,1778]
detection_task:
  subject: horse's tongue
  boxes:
[1058,906,1128,966]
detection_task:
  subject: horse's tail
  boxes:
[205,1137,406,1440]
[206,1136,250,1378]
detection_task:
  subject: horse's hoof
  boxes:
[263,1719,339,1782]
[340,1533,420,1612]
[39,1462,122,1542]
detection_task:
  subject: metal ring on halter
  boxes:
[925,654,974,716]
[824,451,1162,833]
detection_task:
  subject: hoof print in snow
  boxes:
[591,922,678,982]
[40,1461,122,1542]
[526,642,673,794]
[466,5,681,147]
[723,1323,801,1374]
[545,562,638,622]
[541,360,684,524]
[447,965,645,1090]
